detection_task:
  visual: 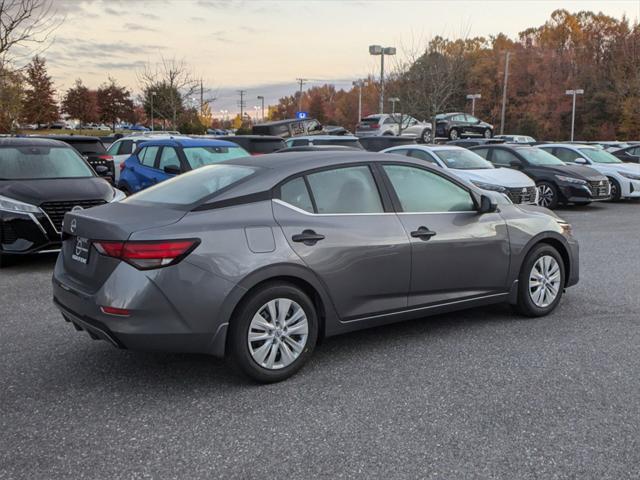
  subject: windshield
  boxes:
[433,149,493,170]
[359,117,381,125]
[0,146,94,179]
[517,148,565,166]
[126,164,256,205]
[182,146,249,169]
[579,148,622,164]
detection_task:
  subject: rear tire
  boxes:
[483,128,492,138]
[515,244,565,317]
[228,282,318,383]
[536,181,559,209]
[421,129,431,143]
[608,177,622,201]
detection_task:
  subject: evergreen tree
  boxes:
[22,55,58,127]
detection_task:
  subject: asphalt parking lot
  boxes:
[1,201,639,479]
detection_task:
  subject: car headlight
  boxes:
[555,175,587,185]
[471,181,507,193]
[620,172,640,180]
[0,195,42,213]
[111,188,126,202]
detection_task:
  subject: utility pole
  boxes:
[499,51,510,135]
[565,89,584,141]
[237,90,247,120]
[352,80,364,123]
[295,78,307,112]
[369,45,396,114]
[200,79,204,115]
[257,95,265,122]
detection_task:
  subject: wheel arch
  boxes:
[522,233,572,288]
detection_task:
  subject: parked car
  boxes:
[118,138,249,194]
[494,135,536,144]
[0,138,124,267]
[252,118,324,138]
[218,135,286,155]
[107,134,191,181]
[538,144,640,201]
[435,113,493,140]
[358,136,417,152]
[610,144,640,163]
[128,125,150,132]
[284,135,363,149]
[31,135,115,183]
[53,151,579,382]
[471,145,611,208]
[323,125,351,136]
[447,138,506,148]
[356,114,432,142]
[382,145,537,204]
[276,145,361,153]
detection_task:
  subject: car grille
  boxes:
[1,222,19,244]
[40,200,107,232]
[588,179,610,198]
[507,186,537,204]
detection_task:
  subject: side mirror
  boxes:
[95,165,109,175]
[163,165,181,175]
[478,194,498,214]
[573,157,587,164]
[509,159,522,168]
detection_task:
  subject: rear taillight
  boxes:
[371,124,380,129]
[98,155,113,161]
[119,161,126,171]
[93,239,199,269]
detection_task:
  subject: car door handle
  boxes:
[410,226,437,240]
[292,229,325,245]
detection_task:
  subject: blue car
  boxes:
[118,138,249,194]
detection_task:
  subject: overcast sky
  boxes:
[47,0,639,113]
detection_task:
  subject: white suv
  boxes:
[106,134,190,181]
[356,114,432,142]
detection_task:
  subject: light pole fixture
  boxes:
[257,95,265,122]
[388,97,400,115]
[466,93,481,116]
[565,89,584,142]
[369,44,396,114]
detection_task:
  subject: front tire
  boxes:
[228,282,318,383]
[483,128,492,138]
[536,181,559,209]
[608,177,622,201]
[421,129,431,143]
[515,244,565,317]
[448,128,460,140]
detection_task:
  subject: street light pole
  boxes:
[369,45,396,114]
[499,51,510,135]
[352,80,363,123]
[466,93,481,116]
[257,95,265,122]
[565,89,584,141]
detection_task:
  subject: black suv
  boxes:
[218,135,286,155]
[435,113,493,140]
[252,118,324,138]
[31,135,115,182]
[470,144,610,208]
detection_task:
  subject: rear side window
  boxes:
[552,148,582,163]
[383,165,475,213]
[408,150,438,164]
[280,177,313,212]
[117,140,134,155]
[472,148,489,159]
[306,166,383,214]
[158,147,180,171]
[139,146,159,167]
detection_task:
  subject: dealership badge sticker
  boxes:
[72,237,89,264]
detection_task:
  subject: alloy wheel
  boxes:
[247,298,309,370]
[528,255,561,308]
[537,184,554,207]
[484,129,492,138]
[422,129,431,143]
[449,129,459,140]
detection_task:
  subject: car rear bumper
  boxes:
[52,254,237,357]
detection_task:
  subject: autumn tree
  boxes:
[61,79,99,125]
[0,66,24,132]
[22,55,57,127]
[97,78,134,131]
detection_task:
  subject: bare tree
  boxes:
[391,36,470,142]
[0,0,62,69]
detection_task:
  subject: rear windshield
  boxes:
[517,148,565,166]
[66,141,107,155]
[253,124,290,136]
[360,117,381,124]
[433,149,493,170]
[182,146,249,169]
[247,140,286,154]
[125,164,256,205]
[0,146,95,179]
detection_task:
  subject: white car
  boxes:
[539,144,640,200]
[356,114,432,142]
[284,135,363,149]
[494,135,536,144]
[381,145,537,204]
[106,134,191,181]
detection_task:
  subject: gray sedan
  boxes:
[53,152,579,382]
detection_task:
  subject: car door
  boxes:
[465,115,482,135]
[379,163,510,307]
[132,145,161,190]
[273,164,411,320]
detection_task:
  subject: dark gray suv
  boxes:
[53,152,579,382]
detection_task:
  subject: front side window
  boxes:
[280,177,313,212]
[117,140,134,155]
[466,115,479,123]
[516,148,565,166]
[472,148,489,159]
[490,149,518,167]
[550,147,582,163]
[383,165,475,213]
[158,147,180,171]
[0,146,94,179]
[578,148,622,164]
[306,166,383,214]
[408,149,438,164]
[107,142,119,156]
[183,146,249,169]
[433,149,493,170]
[126,164,256,206]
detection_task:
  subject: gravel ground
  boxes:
[1,201,639,479]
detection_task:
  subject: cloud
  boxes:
[93,60,148,70]
[122,23,158,32]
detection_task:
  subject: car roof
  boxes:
[138,138,240,148]
[117,134,191,141]
[0,137,71,148]
[538,143,595,149]
[30,135,102,142]
[290,135,359,141]
[217,135,284,141]
[385,144,464,152]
